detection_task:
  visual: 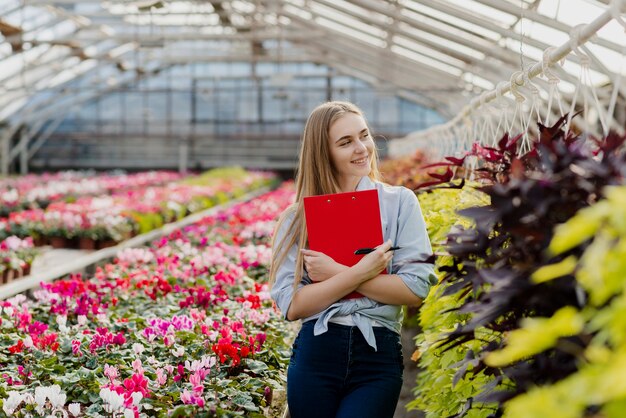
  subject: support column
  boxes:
[19,128,29,175]
[178,137,189,174]
[0,124,19,175]
[0,127,8,175]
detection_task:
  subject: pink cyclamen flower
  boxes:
[155,368,167,386]
[131,359,144,374]
[189,373,204,395]
[71,340,82,357]
[104,365,119,381]
[180,389,193,404]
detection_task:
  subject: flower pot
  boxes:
[49,236,67,249]
[97,239,118,250]
[33,236,47,247]
[68,237,80,249]
[79,237,96,250]
[4,269,15,284]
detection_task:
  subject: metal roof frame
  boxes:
[1,0,624,172]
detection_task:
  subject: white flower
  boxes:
[132,343,144,355]
[172,346,185,357]
[77,315,87,326]
[131,392,143,406]
[34,385,66,414]
[99,388,124,413]
[48,385,66,409]
[3,391,26,415]
[34,387,48,414]
[123,408,135,418]
[23,336,34,348]
[68,403,81,416]
[56,315,67,330]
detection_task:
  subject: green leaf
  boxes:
[485,307,584,367]
[246,359,269,374]
[531,256,578,284]
[549,202,610,255]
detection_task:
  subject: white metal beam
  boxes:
[311,0,513,82]
[0,42,138,120]
[473,0,626,54]
[281,8,461,88]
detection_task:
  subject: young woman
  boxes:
[270,101,436,418]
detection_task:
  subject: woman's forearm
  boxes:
[356,274,423,306]
[327,264,423,306]
[286,266,365,320]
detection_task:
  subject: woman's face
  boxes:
[328,112,374,190]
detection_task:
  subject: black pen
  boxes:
[354,246,401,255]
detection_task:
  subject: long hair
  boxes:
[269,101,382,289]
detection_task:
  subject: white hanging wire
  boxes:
[597,0,625,135]
[388,2,620,160]
[477,109,490,147]
[522,64,543,141]
[464,115,474,153]
[582,58,610,135]
[564,26,586,134]
[605,3,626,135]
[494,81,511,140]
[566,24,611,137]
[486,99,500,146]
[478,94,495,147]
[509,70,530,154]
[542,47,565,125]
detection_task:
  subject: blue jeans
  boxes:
[287,321,404,418]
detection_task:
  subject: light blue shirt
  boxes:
[270,176,437,350]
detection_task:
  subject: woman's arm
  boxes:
[301,250,421,306]
[287,241,393,320]
[356,274,423,306]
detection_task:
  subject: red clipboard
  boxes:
[303,189,384,299]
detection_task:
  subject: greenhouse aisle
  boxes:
[394,327,424,418]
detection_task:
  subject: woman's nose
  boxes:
[354,140,367,153]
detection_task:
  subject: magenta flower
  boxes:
[71,340,82,357]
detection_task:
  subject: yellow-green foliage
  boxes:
[409,184,498,418]
[180,167,250,186]
[485,307,584,367]
[493,186,626,417]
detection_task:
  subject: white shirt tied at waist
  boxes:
[328,315,381,327]
[271,176,437,351]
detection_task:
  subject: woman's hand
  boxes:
[301,249,347,282]
[353,240,394,282]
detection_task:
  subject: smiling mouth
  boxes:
[351,157,368,164]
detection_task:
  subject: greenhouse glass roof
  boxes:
[0,0,624,126]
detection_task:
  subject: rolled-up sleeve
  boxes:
[270,214,310,320]
[391,188,437,299]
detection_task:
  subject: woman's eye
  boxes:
[340,141,350,146]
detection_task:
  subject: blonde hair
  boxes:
[269,101,382,289]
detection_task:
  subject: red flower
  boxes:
[8,339,24,354]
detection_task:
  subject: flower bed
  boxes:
[0,237,39,285]
[0,169,277,247]
[0,171,184,217]
[0,183,296,417]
